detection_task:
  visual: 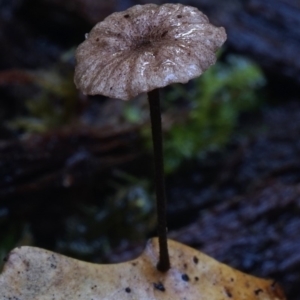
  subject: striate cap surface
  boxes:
[74,3,227,100]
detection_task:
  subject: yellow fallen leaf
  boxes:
[0,238,286,300]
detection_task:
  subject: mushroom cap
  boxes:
[74,3,227,100]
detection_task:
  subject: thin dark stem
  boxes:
[148,88,170,272]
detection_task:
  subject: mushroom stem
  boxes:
[147,88,170,272]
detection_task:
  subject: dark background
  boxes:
[1,0,300,299]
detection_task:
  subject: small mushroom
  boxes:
[74,3,226,100]
[74,3,226,272]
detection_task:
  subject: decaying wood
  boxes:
[188,0,300,84]
[0,125,141,199]
[171,181,300,299]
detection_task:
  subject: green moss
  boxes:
[57,173,155,261]
[163,55,266,172]
[8,55,78,133]
[164,56,265,172]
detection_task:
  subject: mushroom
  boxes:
[74,3,226,272]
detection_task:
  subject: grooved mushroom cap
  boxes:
[74,3,227,100]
